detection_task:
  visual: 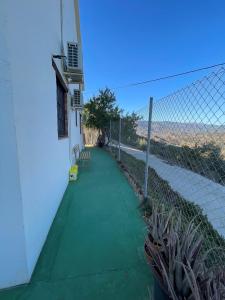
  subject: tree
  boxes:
[83,88,142,147]
[83,88,121,145]
[121,113,140,147]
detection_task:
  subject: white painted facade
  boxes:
[0,0,83,289]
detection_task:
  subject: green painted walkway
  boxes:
[0,148,153,300]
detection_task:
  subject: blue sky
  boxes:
[79,0,225,113]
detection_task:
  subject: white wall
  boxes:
[69,109,83,164]
[0,7,29,288]
[0,0,83,288]
[62,0,78,52]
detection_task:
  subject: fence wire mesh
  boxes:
[110,67,225,265]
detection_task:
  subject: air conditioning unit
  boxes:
[71,90,83,109]
[67,42,80,70]
[63,42,83,84]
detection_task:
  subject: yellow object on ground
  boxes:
[69,164,78,181]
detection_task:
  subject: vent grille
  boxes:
[71,90,82,108]
[74,90,81,106]
[67,43,78,68]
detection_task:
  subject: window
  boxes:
[56,77,68,138]
[75,110,77,127]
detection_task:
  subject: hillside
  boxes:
[137,120,225,149]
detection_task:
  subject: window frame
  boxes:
[56,78,68,138]
[79,113,82,134]
[52,59,68,139]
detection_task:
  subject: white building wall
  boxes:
[0,8,29,288]
[0,0,83,288]
[63,0,78,51]
[69,109,83,164]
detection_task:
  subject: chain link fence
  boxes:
[110,116,148,194]
[110,67,225,265]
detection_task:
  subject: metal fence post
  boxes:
[144,97,153,200]
[118,117,121,161]
[109,119,112,150]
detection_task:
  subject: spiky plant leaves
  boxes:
[181,260,202,300]
[147,202,175,245]
[145,203,210,299]
[158,254,179,300]
[174,232,183,295]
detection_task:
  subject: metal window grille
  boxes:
[56,77,68,137]
[67,42,78,68]
[75,110,77,127]
[79,113,82,134]
[74,90,81,106]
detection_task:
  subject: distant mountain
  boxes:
[137,121,225,138]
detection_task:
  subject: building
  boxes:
[0,0,84,289]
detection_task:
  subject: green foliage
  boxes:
[84,88,142,146]
[83,88,120,132]
[121,113,141,147]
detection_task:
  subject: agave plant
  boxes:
[176,264,225,300]
[159,223,204,298]
[145,204,209,299]
[145,203,176,246]
[201,267,225,299]
[145,203,225,299]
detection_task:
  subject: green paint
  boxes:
[0,148,153,299]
